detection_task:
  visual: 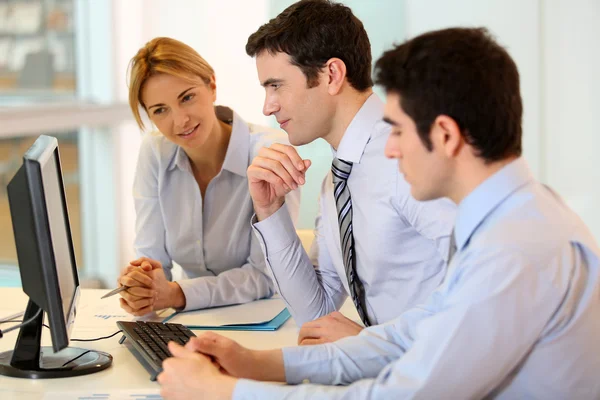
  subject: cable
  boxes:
[0,319,122,342]
[0,311,24,323]
[0,308,42,338]
[71,330,123,342]
[0,319,23,325]
[62,350,92,367]
[0,319,50,330]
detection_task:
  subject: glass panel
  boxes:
[0,0,76,98]
[0,132,81,278]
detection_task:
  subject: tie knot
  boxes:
[332,157,352,183]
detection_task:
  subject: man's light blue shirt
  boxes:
[253,94,456,325]
[133,109,300,311]
[236,158,600,399]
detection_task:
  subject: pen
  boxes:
[101,285,128,299]
[103,259,156,299]
[102,261,149,299]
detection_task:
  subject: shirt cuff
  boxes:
[282,345,332,384]
[252,203,297,254]
[233,379,295,400]
[176,278,210,312]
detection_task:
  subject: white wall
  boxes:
[138,0,270,126]
[112,0,145,274]
[543,0,600,239]
[404,0,599,240]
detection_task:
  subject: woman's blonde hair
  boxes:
[128,37,215,130]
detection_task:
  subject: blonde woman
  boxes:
[118,37,300,316]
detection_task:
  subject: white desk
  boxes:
[0,288,358,399]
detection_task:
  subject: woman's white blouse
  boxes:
[132,109,300,311]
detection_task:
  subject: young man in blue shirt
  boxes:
[157,27,600,400]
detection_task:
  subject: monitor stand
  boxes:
[0,299,112,379]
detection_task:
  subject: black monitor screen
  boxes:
[6,135,80,351]
[0,135,112,379]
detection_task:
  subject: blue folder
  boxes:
[162,308,291,331]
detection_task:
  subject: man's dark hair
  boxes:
[375,27,522,162]
[246,0,373,91]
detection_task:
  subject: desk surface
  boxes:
[0,288,358,399]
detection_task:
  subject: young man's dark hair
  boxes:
[375,27,522,162]
[246,0,373,91]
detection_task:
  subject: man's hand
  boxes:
[298,311,364,345]
[118,257,186,316]
[157,341,237,400]
[247,143,311,221]
[185,332,286,382]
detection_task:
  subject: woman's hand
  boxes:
[118,257,186,315]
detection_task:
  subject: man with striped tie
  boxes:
[244,0,456,345]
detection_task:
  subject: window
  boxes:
[0,132,81,274]
[0,0,76,98]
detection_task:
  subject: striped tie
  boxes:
[331,157,370,326]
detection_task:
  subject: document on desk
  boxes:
[74,299,131,332]
[43,389,163,400]
[162,297,291,331]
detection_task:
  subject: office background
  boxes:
[0,0,598,289]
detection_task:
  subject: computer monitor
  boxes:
[0,135,112,379]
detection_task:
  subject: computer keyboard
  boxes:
[117,320,196,380]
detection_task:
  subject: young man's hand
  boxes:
[247,143,311,221]
[298,311,364,345]
[185,332,286,382]
[157,341,237,400]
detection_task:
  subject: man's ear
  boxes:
[325,58,347,95]
[431,115,462,158]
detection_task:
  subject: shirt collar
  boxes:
[168,144,189,173]
[333,93,385,164]
[221,111,250,177]
[166,108,249,177]
[454,157,534,251]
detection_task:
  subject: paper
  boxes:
[93,313,129,321]
[73,299,132,333]
[43,390,162,400]
[165,297,286,326]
